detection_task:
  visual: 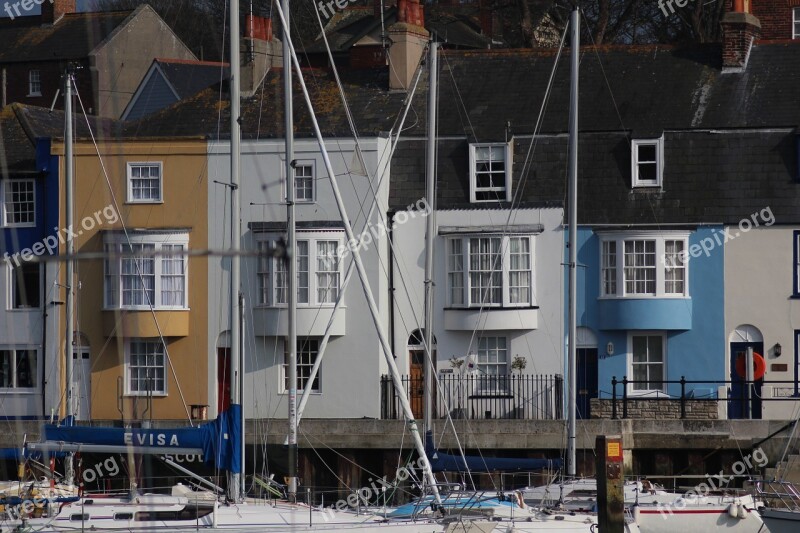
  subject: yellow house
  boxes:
[55,138,209,421]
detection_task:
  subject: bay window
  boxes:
[447,234,534,307]
[104,232,188,309]
[257,231,343,307]
[599,232,689,297]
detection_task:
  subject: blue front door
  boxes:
[729,342,763,419]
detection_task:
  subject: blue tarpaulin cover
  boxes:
[425,432,561,473]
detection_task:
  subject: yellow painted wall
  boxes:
[55,139,209,421]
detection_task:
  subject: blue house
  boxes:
[0,104,61,418]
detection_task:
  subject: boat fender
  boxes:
[515,491,526,509]
[727,503,739,518]
[631,503,641,523]
[738,503,748,519]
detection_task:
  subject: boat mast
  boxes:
[423,42,438,438]
[271,2,441,504]
[566,5,579,478]
[64,65,75,484]
[283,0,299,503]
[228,0,243,503]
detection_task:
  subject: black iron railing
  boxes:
[380,374,563,420]
[606,376,800,419]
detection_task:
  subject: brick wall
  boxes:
[752,0,797,39]
[590,398,719,420]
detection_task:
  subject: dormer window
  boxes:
[631,137,664,188]
[794,7,800,39]
[28,70,41,97]
[469,143,511,202]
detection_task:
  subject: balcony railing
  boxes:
[380,374,563,420]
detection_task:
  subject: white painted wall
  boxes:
[207,137,393,419]
[725,225,800,419]
[391,208,566,379]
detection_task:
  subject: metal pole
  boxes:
[64,67,75,484]
[228,0,242,503]
[566,6,580,478]
[746,346,754,419]
[272,1,441,503]
[283,0,298,502]
[423,41,438,436]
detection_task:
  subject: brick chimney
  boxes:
[721,0,761,72]
[388,0,428,91]
[242,15,282,97]
[41,0,76,24]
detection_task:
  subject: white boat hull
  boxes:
[759,507,800,533]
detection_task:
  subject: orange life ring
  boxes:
[735,352,766,380]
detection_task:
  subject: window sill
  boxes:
[631,184,662,190]
[7,306,42,312]
[125,200,164,205]
[2,223,37,229]
[599,294,690,299]
[444,305,539,310]
[254,304,343,309]
[103,307,190,311]
[124,393,168,398]
[279,391,321,396]
[27,93,42,97]
[0,389,39,394]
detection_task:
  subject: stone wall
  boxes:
[590,398,718,420]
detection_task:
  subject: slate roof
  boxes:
[123,67,406,139]
[155,59,231,99]
[0,105,36,175]
[0,9,135,62]
[390,41,800,225]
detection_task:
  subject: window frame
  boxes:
[256,230,344,308]
[476,336,509,384]
[598,232,689,299]
[0,347,39,391]
[1,179,36,228]
[103,232,189,311]
[631,137,664,188]
[8,262,41,310]
[124,338,167,396]
[468,143,512,203]
[126,162,163,204]
[627,332,666,395]
[446,234,535,308]
[794,7,800,39]
[28,70,41,97]
[293,160,315,203]
[281,338,322,394]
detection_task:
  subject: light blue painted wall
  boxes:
[567,227,725,399]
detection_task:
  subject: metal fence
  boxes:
[380,374,563,420]
[606,376,800,419]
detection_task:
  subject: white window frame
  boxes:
[126,162,163,203]
[627,332,666,395]
[631,137,664,188]
[1,179,36,227]
[256,230,343,308]
[8,262,41,310]
[447,234,535,308]
[293,161,315,203]
[103,232,189,310]
[476,336,508,377]
[598,232,689,298]
[469,143,512,203]
[281,338,321,394]
[0,347,38,391]
[794,7,800,39]
[28,70,41,96]
[124,339,167,396]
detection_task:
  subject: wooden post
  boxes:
[596,434,624,533]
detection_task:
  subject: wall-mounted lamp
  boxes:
[775,343,782,357]
[606,342,614,356]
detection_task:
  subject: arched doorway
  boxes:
[407,330,436,419]
[728,325,764,419]
[72,332,90,421]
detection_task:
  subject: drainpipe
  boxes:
[388,210,396,359]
